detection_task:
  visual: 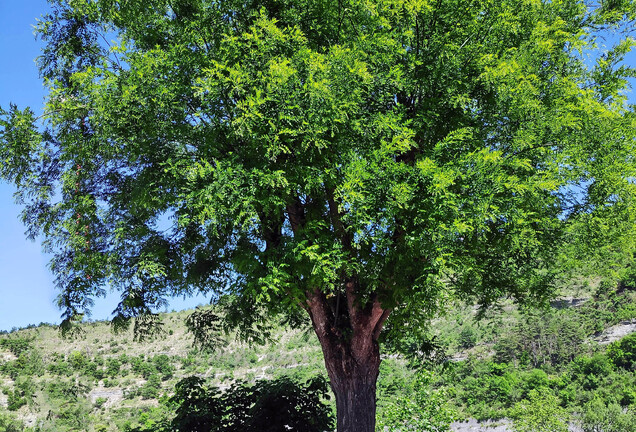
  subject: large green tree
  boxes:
[2,0,636,431]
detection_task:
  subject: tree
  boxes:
[510,389,569,432]
[377,369,455,432]
[1,1,636,431]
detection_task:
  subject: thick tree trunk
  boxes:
[328,346,380,432]
[306,285,390,432]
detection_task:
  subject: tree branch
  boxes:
[286,196,305,235]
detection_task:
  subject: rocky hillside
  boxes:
[0,278,634,432]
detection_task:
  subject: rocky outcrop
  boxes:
[594,319,636,345]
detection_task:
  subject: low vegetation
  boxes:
[0,277,634,431]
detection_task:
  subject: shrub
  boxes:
[377,369,455,432]
[510,389,569,432]
[103,378,119,388]
[5,389,26,411]
[522,369,549,394]
[0,413,24,432]
[581,399,636,432]
[571,354,614,390]
[152,354,175,381]
[0,338,32,357]
[131,356,157,378]
[107,357,122,377]
[69,350,88,370]
[48,357,72,376]
[129,375,334,432]
[607,333,636,371]
[458,326,477,349]
[140,374,161,400]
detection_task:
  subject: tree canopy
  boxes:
[2,0,636,431]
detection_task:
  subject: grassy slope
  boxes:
[0,310,331,431]
[0,280,634,431]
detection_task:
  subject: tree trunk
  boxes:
[327,345,381,432]
[305,286,390,432]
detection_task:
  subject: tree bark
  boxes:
[306,286,390,432]
[328,345,380,432]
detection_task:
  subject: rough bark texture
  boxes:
[328,348,380,432]
[306,284,391,432]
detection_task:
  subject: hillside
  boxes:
[0,278,635,432]
[0,310,334,431]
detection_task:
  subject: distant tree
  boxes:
[581,398,636,432]
[0,413,25,432]
[140,373,162,399]
[510,389,569,432]
[607,333,636,371]
[2,1,636,431]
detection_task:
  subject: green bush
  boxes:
[69,350,88,370]
[522,369,549,394]
[48,356,72,376]
[131,356,157,379]
[581,399,636,432]
[140,374,161,399]
[510,389,569,432]
[0,413,25,432]
[0,338,32,357]
[458,326,477,349]
[129,375,334,432]
[103,378,119,388]
[5,389,27,411]
[46,380,89,402]
[94,397,108,409]
[152,354,175,381]
[607,333,636,371]
[107,357,122,377]
[377,369,455,432]
[571,354,614,391]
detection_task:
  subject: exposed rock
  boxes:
[451,418,583,432]
[594,320,636,345]
[88,387,124,408]
[451,419,512,432]
[0,352,17,362]
[550,297,588,309]
[20,413,38,428]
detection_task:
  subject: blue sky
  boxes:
[0,0,208,331]
[0,0,60,332]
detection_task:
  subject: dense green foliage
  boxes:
[510,390,569,432]
[434,283,636,423]
[0,413,25,432]
[0,0,634,343]
[0,338,33,357]
[0,312,332,431]
[2,0,636,430]
[607,332,636,370]
[165,375,333,432]
[376,368,455,432]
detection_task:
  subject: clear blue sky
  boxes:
[0,1,208,331]
[0,2,634,332]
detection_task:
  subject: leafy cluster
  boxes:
[170,375,333,432]
[1,0,635,346]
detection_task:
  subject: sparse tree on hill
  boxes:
[2,1,636,431]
